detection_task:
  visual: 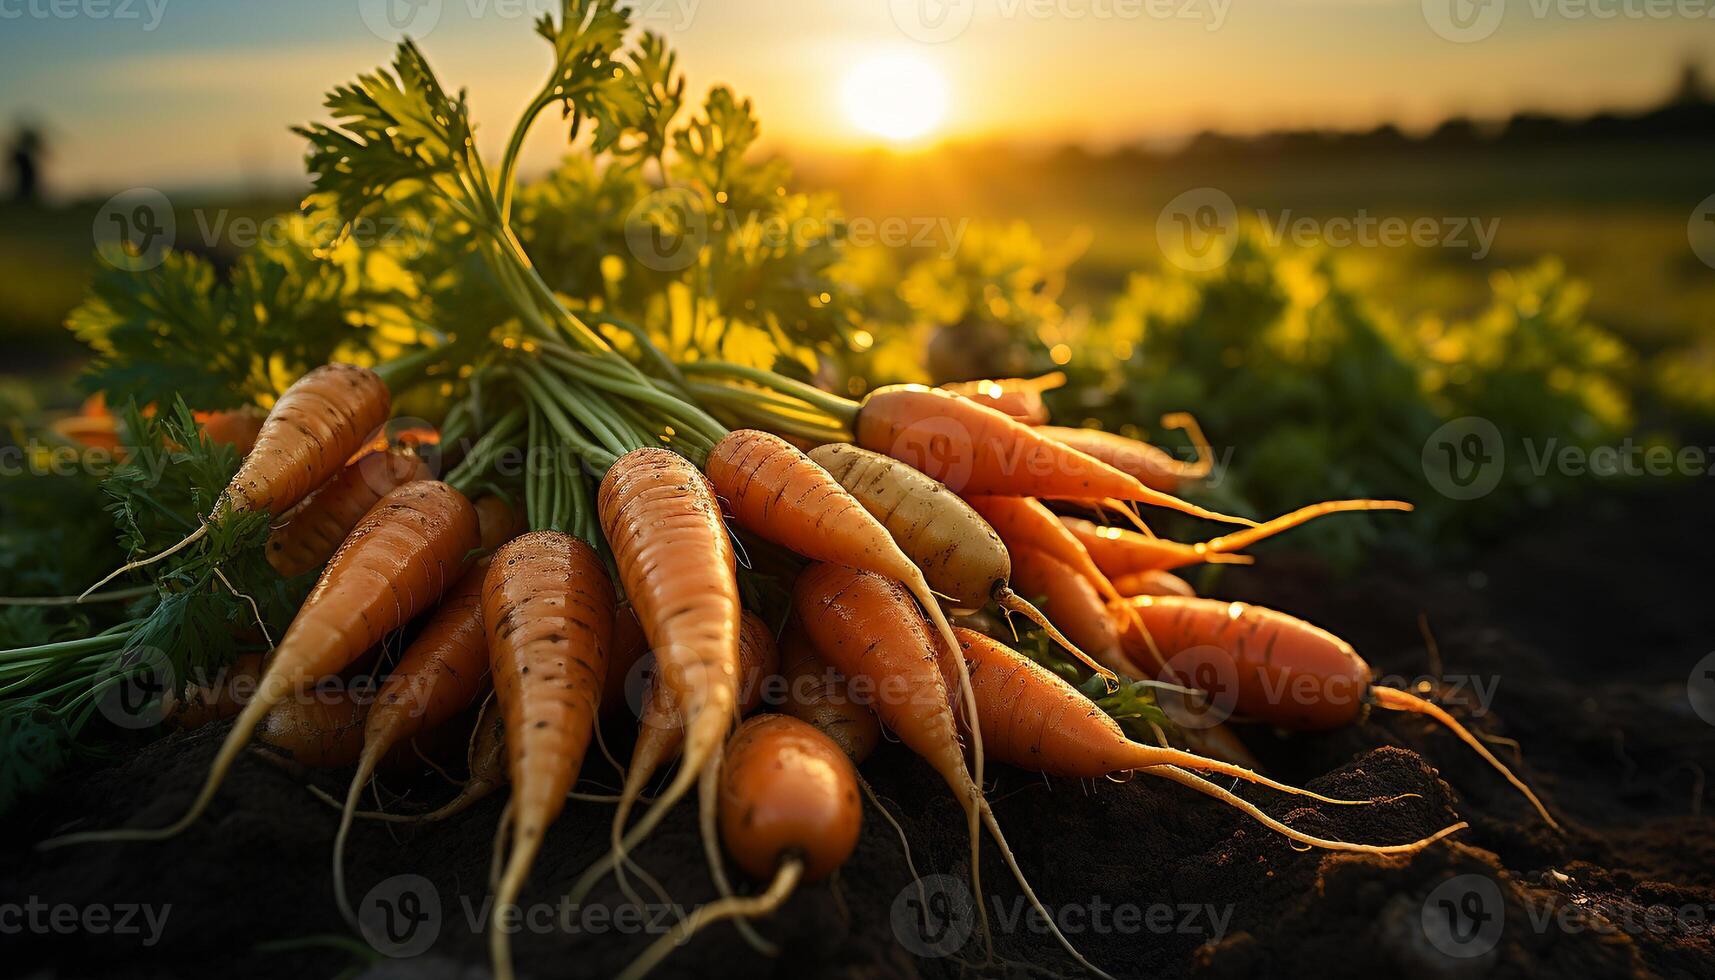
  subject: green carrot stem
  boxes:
[679,361,859,423]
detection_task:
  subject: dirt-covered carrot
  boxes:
[1116,596,1559,828]
[703,428,991,789]
[615,715,862,980]
[794,563,1112,977]
[808,442,1113,680]
[332,558,492,924]
[1039,415,1212,493]
[42,480,478,849]
[1010,546,1141,676]
[267,448,431,577]
[940,372,1065,425]
[586,448,740,906]
[852,384,1247,524]
[954,627,1467,850]
[1060,499,1414,578]
[1111,569,1197,598]
[83,363,392,595]
[483,530,614,980]
[778,619,881,764]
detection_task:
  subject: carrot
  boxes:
[1010,546,1142,676]
[1116,596,1559,828]
[167,653,264,730]
[1061,499,1414,578]
[336,697,508,826]
[808,442,1114,681]
[1039,413,1213,493]
[954,627,1468,850]
[255,682,372,769]
[483,530,615,980]
[42,480,479,849]
[794,562,1111,978]
[473,493,526,551]
[940,372,1066,425]
[82,363,392,596]
[267,449,431,577]
[1112,569,1197,598]
[615,715,861,980]
[578,448,740,911]
[778,619,881,764]
[703,428,990,795]
[600,606,650,720]
[332,558,493,924]
[853,384,1249,524]
[968,493,1163,671]
[195,407,267,457]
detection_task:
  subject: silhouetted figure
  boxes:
[8,124,44,204]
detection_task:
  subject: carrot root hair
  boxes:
[980,803,1117,980]
[332,743,390,928]
[1200,498,1415,556]
[698,742,774,954]
[1146,765,1469,854]
[79,523,209,600]
[1372,685,1560,831]
[1159,412,1214,480]
[613,859,803,980]
[995,588,1121,687]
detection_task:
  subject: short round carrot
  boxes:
[940,372,1065,425]
[267,448,431,577]
[45,480,479,849]
[1116,595,1559,828]
[1009,546,1141,676]
[1061,499,1414,577]
[615,715,861,980]
[778,618,881,764]
[483,530,615,980]
[853,384,1245,524]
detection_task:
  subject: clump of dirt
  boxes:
[4,486,1713,979]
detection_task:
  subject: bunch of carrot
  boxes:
[22,351,1563,980]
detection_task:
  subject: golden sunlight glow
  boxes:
[841,53,948,143]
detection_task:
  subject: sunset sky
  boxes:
[1,0,1708,196]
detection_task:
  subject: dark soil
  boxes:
[5,484,1714,980]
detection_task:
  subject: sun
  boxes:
[841,52,949,144]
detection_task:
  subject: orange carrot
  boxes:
[703,428,989,789]
[854,384,1246,524]
[332,558,493,923]
[1061,499,1414,577]
[267,449,431,577]
[806,442,1113,681]
[1115,596,1559,828]
[954,628,1467,851]
[583,448,740,909]
[44,480,479,849]
[483,531,615,980]
[794,563,1112,978]
[600,606,650,721]
[940,372,1066,425]
[615,715,861,980]
[1010,546,1142,676]
[778,619,881,764]
[1038,415,1211,493]
[1111,569,1197,598]
[256,683,372,769]
[195,407,267,457]
[82,363,392,596]
[473,493,526,551]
